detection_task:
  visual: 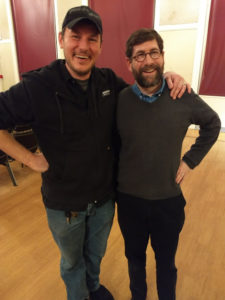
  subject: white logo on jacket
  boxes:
[102,90,111,97]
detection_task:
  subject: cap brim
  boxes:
[66,17,102,34]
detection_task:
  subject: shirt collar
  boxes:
[132,77,165,103]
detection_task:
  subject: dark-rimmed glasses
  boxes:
[132,50,161,62]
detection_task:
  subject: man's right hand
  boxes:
[0,129,49,173]
[27,152,49,173]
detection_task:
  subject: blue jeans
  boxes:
[46,199,115,300]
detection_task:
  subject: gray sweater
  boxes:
[117,85,221,200]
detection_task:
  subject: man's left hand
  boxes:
[164,72,191,99]
[175,160,191,184]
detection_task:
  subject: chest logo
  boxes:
[102,90,111,97]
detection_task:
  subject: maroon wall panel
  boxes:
[11,0,56,75]
[199,0,225,96]
[90,0,155,84]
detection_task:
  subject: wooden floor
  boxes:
[0,129,224,300]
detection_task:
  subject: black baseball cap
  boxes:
[62,6,102,34]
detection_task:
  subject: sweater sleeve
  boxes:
[0,80,33,129]
[182,92,221,169]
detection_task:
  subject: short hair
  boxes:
[126,28,164,59]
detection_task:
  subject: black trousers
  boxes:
[117,192,186,300]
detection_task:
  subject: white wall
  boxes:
[160,29,197,84]
[0,0,19,91]
[0,0,10,39]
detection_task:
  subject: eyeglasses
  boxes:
[132,50,161,62]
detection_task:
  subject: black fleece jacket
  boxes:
[0,60,127,210]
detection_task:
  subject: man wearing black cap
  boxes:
[0,6,189,300]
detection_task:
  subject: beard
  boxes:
[66,58,94,78]
[132,63,164,89]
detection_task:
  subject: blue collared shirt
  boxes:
[132,78,166,103]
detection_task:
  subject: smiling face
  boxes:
[127,39,164,94]
[59,21,102,80]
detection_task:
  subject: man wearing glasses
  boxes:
[116,28,220,300]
